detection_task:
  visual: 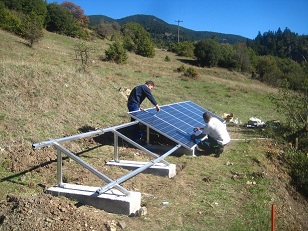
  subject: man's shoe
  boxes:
[214,146,224,157]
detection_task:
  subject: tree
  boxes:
[194,39,221,67]
[20,12,43,47]
[60,1,89,27]
[233,43,253,72]
[276,58,305,90]
[255,55,282,85]
[218,43,236,69]
[175,41,195,58]
[135,35,155,58]
[0,5,22,34]
[95,21,121,40]
[46,3,80,37]
[122,22,155,58]
[0,0,47,27]
[105,41,128,64]
[248,27,308,64]
[74,41,94,68]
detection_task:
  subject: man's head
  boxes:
[145,80,154,90]
[203,112,211,123]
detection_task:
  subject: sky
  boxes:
[48,0,308,39]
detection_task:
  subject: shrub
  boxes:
[122,22,155,58]
[74,41,94,72]
[289,151,308,197]
[184,67,198,78]
[176,65,185,72]
[19,13,44,47]
[0,7,22,34]
[194,39,221,67]
[164,55,170,62]
[105,42,128,64]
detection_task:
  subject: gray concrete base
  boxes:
[106,160,177,178]
[46,183,141,215]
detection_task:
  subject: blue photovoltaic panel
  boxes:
[128,101,224,150]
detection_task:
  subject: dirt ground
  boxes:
[0,126,307,231]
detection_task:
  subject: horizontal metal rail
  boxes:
[53,142,130,196]
[96,144,181,195]
[32,121,138,149]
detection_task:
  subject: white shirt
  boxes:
[202,117,231,146]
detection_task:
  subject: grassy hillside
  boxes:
[0,29,277,145]
[0,29,307,230]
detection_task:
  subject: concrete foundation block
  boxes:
[106,160,177,178]
[46,183,141,215]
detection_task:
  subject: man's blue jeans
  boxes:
[127,102,143,141]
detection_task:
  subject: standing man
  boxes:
[191,112,230,157]
[127,80,160,113]
[127,80,160,140]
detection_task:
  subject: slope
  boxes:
[0,29,307,231]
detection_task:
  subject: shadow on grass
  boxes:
[176,58,200,67]
[0,125,105,185]
[0,124,194,185]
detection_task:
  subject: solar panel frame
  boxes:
[128,101,225,150]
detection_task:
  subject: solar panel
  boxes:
[128,101,225,150]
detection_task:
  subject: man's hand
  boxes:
[190,134,197,143]
[156,105,160,112]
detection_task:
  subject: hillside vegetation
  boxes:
[89,14,248,44]
[0,29,307,230]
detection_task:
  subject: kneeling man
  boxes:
[191,112,230,157]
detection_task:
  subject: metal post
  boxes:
[146,126,150,145]
[56,148,63,186]
[53,142,130,196]
[114,132,119,162]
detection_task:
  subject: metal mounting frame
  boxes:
[32,120,182,195]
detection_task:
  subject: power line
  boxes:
[175,19,183,43]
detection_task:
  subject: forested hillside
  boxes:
[89,14,248,44]
[247,28,308,64]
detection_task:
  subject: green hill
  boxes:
[89,14,249,44]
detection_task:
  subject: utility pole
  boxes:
[175,19,183,43]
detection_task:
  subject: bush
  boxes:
[122,22,155,58]
[164,55,170,62]
[175,65,185,72]
[289,151,308,197]
[20,13,44,47]
[104,42,128,64]
[184,67,198,78]
[194,39,221,67]
[0,7,22,34]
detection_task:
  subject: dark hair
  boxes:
[145,80,154,86]
[203,112,211,122]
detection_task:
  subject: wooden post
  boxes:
[271,204,276,231]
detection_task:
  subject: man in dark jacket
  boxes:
[127,80,160,113]
[127,81,160,141]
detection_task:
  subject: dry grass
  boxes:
[1,29,307,231]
